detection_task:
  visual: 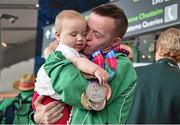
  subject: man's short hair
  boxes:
[92,4,128,38]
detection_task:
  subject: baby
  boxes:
[32,10,109,124]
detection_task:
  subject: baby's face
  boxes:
[57,18,87,52]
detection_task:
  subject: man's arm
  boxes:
[31,96,64,124]
[43,40,58,59]
[69,57,109,84]
[44,51,89,107]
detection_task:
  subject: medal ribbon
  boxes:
[91,49,117,79]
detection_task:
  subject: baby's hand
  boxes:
[93,67,109,85]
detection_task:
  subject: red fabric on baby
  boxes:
[32,91,71,124]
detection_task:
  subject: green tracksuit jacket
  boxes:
[43,51,137,124]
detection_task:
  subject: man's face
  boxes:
[83,13,115,55]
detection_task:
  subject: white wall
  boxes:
[0,58,34,92]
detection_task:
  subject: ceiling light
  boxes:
[36,4,39,8]
[1,42,7,47]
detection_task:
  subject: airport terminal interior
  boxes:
[0,0,180,92]
[0,0,180,124]
[0,0,180,103]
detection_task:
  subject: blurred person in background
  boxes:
[127,28,180,124]
[0,74,35,124]
[30,4,137,124]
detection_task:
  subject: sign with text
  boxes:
[42,24,55,55]
[116,0,180,37]
[42,0,180,53]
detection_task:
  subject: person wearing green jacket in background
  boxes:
[0,74,35,124]
[127,28,180,124]
[31,4,137,124]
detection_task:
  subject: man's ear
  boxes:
[55,32,61,41]
[112,37,121,48]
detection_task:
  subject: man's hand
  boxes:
[34,96,64,124]
[43,40,59,59]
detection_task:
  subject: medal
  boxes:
[89,99,106,111]
[104,83,112,101]
[81,92,91,110]
[86,81,106,103]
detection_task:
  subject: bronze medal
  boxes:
[81,91,91,110]
[86,81,106,103]
[89,99,106,111]
[104,83,112,101]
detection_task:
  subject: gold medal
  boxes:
[81,91,91,110]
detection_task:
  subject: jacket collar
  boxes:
[157,58,178,67]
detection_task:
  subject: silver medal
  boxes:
[86,81,106,102]
[89,99,106,111]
